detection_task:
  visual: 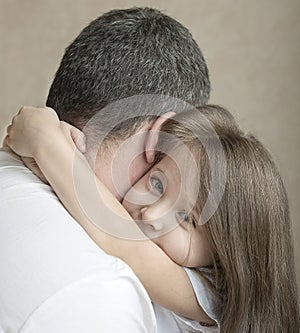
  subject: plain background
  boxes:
[1,0,299,283]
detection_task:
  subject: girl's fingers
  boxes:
[6,124,12,135]
[71,127,86,153]
[2,135,9,148]
[60,121,86,153]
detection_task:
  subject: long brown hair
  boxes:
[158,105,300,332]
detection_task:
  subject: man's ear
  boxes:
[145,112,176,164]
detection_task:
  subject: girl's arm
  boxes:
[6,106,215,325]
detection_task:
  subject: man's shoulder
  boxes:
[0,148,155,332]
[0,148,23,166]
[0,148,17,158]
[0,149,47,189]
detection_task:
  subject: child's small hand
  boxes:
[6,106,60,157]
[59,121,86,154]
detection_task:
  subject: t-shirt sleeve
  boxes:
[172,268,221,333]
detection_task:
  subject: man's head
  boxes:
[46,7,211,199]
[47,7,210,130]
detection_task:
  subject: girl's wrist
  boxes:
[34,130,73,162]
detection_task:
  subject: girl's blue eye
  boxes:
[149,176,164,195]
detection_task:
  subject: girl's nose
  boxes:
[140,207,164,231]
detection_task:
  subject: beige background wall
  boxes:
[1,1,299,282]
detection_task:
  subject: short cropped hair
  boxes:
[46,7,210,138]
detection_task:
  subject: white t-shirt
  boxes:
[0,150,156,333]
[153,268,221,333]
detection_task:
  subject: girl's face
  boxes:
[122,155,212,268]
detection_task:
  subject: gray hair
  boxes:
[46,7,210,140]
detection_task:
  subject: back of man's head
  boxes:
[46,7,210,132]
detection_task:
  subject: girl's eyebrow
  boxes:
[150,166,165,177]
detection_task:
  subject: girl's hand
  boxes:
[6,106,61,158]
[6,106,86,158]
[2,131,48,183]
[5,106,86,184]
[59,121,86,153]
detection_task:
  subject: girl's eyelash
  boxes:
[179,212,197,228]
[190,216,197,228]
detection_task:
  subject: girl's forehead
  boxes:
[161,146,200,178]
